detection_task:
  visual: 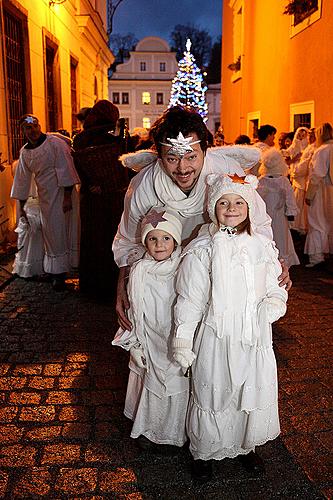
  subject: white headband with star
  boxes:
[160,132,200,157]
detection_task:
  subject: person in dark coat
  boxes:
[72,100,129,299]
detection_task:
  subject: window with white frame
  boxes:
[290,101,314,131]
[288,0,322,37]
[143,117,151,128]
[112,92,120,104]
[247,111,261,140]
[122,92,129,104]
[160,62,166,72]
[142,92,151,105]
[156,93,164,105]
[140,61,146,71]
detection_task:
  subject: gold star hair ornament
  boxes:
[142,209,167,228]
[227,173,249,184]
[160,132,201,158]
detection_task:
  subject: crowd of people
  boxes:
[8,102,333,483]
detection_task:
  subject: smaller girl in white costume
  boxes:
[173,173,288,482]
[112,208,189,449]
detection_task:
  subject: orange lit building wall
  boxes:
[221,0,333,143]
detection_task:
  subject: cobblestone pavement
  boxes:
[0,262,332,499]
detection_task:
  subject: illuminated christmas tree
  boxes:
[169,39,208,122]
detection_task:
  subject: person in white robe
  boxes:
[257,148,300,267]
[281,127,309,234]
[304,122,333,267]
[112,108,291,331]
[10,115,80,290]
[113,209,189,448]
[173,173,288,482]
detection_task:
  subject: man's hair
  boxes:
[150,106,208,156]
[234,134,251,145]
[257,124,277,141]
[316,122,333,146]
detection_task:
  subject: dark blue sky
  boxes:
[112,0,222,44]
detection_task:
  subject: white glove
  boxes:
[130,345,146,369]
[173,348,196,370]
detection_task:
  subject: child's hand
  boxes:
[130,345,146,369]
[173,348,196,370]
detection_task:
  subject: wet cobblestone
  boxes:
[0,264,331,499]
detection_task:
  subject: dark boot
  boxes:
[239,451,265,474]
[51,273,66,291]
[191,459,213,483]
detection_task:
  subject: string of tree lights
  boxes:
[169,39,208,122]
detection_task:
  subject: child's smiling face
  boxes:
[145,229,175,261]
[215,193,248,227]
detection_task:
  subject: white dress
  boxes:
[175,226,288,461]
[257,175,300,267]
[11,135,80,274]
[112,248,189,446]
[304,142,333,258]
[112,146,272,267]
[290,143,315,233]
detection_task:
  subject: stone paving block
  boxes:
[43,363,63,376]
[0,405,18,421]
[55,467,97,495]
[0,376,27,390]
[12,364,43,375]
[28,376,55,389]
[63,363,89,376]
[25,425,63,441]
[58,376,90,389]
[99,468,138,493]
[19,405,56,422]
[46,390,79,405]
[0,424,24,442]
[41,443,81,465]
[0,363,10,375]
[66,353,90,363]
[0,471,9,498]
[9,391,42,405]
[0,444,37,467]
[58,405,90,422]
[62,422,91,439]
[12,467,52,497]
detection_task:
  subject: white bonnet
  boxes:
[207,173,259,225]
[141,208,182,245]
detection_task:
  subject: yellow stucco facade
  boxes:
[221,0,333,143]
[0,0,114,241]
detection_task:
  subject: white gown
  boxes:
[257,175,300,267]
[112,248,189,446]
[11,135,80,274]
[175,226,287,461]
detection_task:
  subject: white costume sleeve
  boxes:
[112,165,158,267]
[260,243,288,325]
[207,145,261,173]
[283,178,299,217]
[50,136,80,187]
[174,249,211,343]
[10,153,32,200]
[306,146,329,200]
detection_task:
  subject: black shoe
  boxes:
[239,451,265,474]
[191,459,213,483]
[52,277,66,291]
[135,436,180,455]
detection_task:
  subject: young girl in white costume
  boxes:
[113,208,189,449]
[173,173,288,482]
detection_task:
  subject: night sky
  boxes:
[112,0,222,44]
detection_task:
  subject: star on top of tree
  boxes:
[142,209,167,228]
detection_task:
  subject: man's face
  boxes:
[22,120,42,144]
[266,133,275,147]
[160,132,205,192]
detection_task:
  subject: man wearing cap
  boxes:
[11,114,80,290]
[113,107,291,329]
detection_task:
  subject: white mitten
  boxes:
[130,344,146,369]
[173,348,196,369]
[266,298,287,323]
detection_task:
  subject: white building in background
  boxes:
[109,36,178,130]
[206,83,221,134]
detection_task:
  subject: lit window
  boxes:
[140,61,146,71]
[113,92,120,104]
[156,93,164,105]
[142,92,151,105]
[143,117,151,128]
[122,92,129,104]
[160,62,166,72]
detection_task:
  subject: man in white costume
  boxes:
[11,115,80,290]
[112,107,291,330]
